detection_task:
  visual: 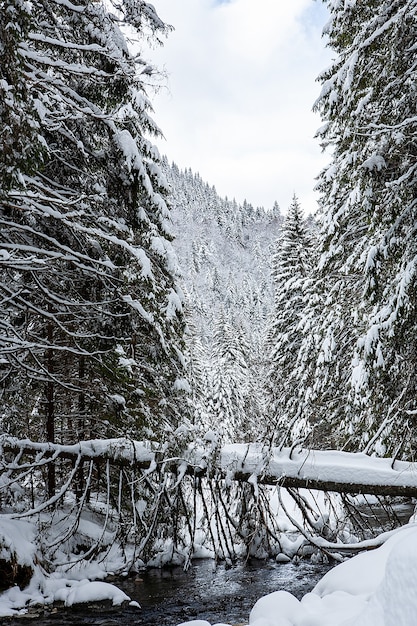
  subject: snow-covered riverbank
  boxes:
[2,519,417,624]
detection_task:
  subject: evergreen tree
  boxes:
[209,313,249,439]
[299,0,417,455]
[0,0,187,448]
[266,195,315,441]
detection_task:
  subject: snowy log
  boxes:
[0,436,155,468]
[222,444,417,497]
[1,437,417,497]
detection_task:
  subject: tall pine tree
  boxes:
[265,195,315,443]
[0,0,187,447]
[298,0,417,455]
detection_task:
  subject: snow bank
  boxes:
[0,568,138,617]
[0,574,139,616]
[247,524,417,626]
[0,517,138,617]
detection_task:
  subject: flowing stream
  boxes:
[5,559,333,626]
[7,500,413,625]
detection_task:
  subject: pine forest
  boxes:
[0,0,416,621]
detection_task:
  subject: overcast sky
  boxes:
[145,0,333,214]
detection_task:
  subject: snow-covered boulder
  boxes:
[0,519,36,591]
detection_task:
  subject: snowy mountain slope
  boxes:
[164,161,283,439]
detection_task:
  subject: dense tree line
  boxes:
[0,0,188,458]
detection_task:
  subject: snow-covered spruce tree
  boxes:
[0,0,187,449]
[307,0,417,455]
[265,195,315,444]
[205,313,252,440]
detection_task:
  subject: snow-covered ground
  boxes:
[0,515,140,618]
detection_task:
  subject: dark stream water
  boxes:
[5,559,333,626]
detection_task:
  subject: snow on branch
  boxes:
[0,437,154,468]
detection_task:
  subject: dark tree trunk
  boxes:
[46,311,55,498]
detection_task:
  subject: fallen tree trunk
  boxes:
[1,436,417,498]
[222,444,417,497]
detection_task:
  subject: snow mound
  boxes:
[0,518,36,567]
[177,621,211,626]
[245,525,417,626]
[61,580,131,607]
[249,590,301,626]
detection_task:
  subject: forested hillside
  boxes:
[164,162,283,440]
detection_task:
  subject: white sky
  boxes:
[145,0,333,213]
